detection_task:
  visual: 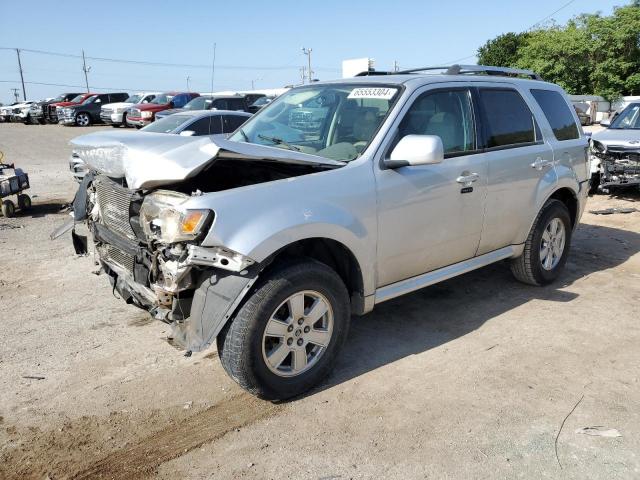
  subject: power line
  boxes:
[0,46,340,72]
[438,0,578,66]
[526,0,576,31]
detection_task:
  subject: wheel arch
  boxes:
[548,186,579,228]
[262,237,367,315]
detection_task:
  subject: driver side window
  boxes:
[398,89,475,155]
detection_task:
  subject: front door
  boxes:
[374,86,488,287]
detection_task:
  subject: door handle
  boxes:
[456,172,479,184]
[530,157,552,170]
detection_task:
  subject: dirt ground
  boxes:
[0,122,639,480]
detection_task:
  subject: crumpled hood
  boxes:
[69,130,344,189]
[592,128,640,148]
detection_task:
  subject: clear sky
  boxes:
[0,0,622,104]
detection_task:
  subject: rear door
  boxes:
[475,85,556,255]
[529,88,589,184]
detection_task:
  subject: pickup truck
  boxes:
[30,93,83,124]
[67,65,589,400]
[58,92,129,126]
[49,93,96,124]
[100,92,160,127]
[126,92,199,128]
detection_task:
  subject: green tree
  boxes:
[477,32,528,67]
[476,2,640,100]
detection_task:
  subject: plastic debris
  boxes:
[575,426,621,437]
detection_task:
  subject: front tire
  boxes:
[511,199,572,286]
[17,194,31,211]
[2,199,16,218]
[75,112,91,127]
[217,259,351,400]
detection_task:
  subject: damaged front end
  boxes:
[71,172,259,352]
[64,131,340,353]
[591,141,640,192]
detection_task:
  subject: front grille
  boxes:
[102,108,113,115]
[105,245,135,272]
[95,176,137,240]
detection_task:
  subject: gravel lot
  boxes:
[0,122,639,480]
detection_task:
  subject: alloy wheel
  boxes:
[262,290,334,377]
[540,217,566,270]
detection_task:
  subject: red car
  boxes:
[126,92,199,128]
[46,93,96,123]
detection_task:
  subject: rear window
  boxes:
[478,89,538,148]
[530,89,579,141]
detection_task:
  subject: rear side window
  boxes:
[223,114,248,133]
[530,89,579,141]
[478,89,538,148]
[188,118,212,136]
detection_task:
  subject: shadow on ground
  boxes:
[308,221,640,397]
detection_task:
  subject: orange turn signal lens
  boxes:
[180,210,208,235]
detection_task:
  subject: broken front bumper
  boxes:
[595,147,640,189]
[72,174,259,352]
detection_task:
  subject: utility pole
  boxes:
[11,88,20,103]
[81,50,90,92]
[302,47,313,83]
[210,43,217,94]
[186,76,191,92]
[15,49,26,101]
[393,60,400,72]
[299,66,307,85]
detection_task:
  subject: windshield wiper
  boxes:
[257,134,301,151]
[238,128,249,142]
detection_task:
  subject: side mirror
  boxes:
[179,130,195,136]
[385,135,444,168]
[600,118,611,127]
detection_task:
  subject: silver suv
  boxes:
[68,65,589,400]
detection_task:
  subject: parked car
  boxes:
[49,93,96,124]
[100,92,160,128]
[142,110,251,136]
[30,93,83,125]
[247,95,273,114]
[0,102,20,122]
[126,92,199,128]
[68,65,589,400]
[155,94,248,121]
[4,101,35,123]
[590,102,640,193]
[59,93,129,126]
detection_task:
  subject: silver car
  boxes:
[590,102,640,192]
[67,65,589,400]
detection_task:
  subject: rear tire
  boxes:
[217,259,351,400]
[511,199,572,286]
[2,199,16,218]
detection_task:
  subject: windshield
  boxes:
[82,95,98,105]
[52,94,66,102]
[125,94,142,104]
[70,95,85,103]
[151,94,174,105]
[610,103,640,129]
[184,96,213,111]
[229,84,400,161]
[141,114,191,133]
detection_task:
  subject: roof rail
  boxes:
[397,64,543,80]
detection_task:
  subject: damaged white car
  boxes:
[64,68,589,399]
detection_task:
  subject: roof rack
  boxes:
[397,64,542,80]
